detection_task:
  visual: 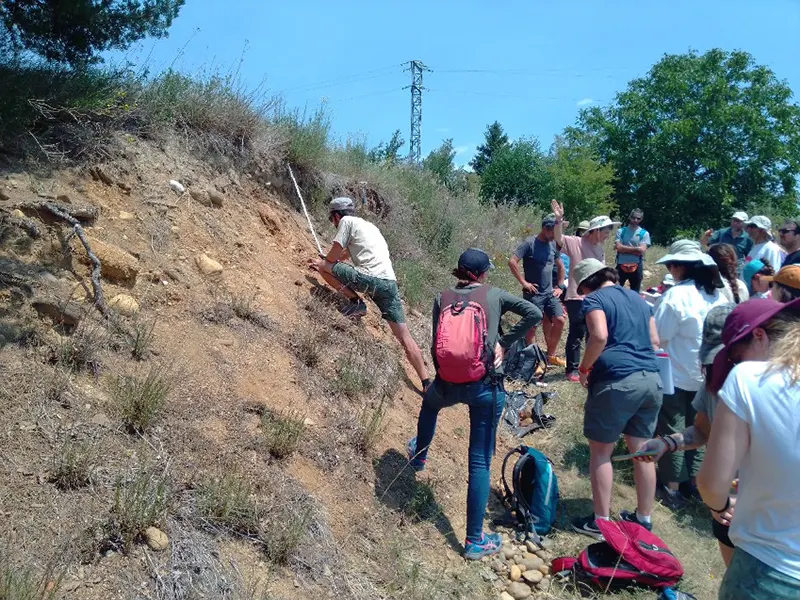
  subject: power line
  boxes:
[281,64,403,94]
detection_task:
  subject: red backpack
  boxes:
[552,520,683,590]
[435,285,492,384]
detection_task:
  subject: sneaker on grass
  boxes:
[571,514,603,539]
[548,355,567,367]
[619,510,652,531]
[656,484,687,511]
[463,532,502,560]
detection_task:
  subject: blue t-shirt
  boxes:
[582,285,659,384]
[514,236,556,294]
[552,252,569,287]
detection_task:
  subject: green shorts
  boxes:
[331,262,406,323]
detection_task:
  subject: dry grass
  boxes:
[195,472,260,535]
[107,466,170,552]
[112,364,172,434]
[49,438,96,490]
[260,409,305,460]
[351,395,389,456]
[0,552,60,600]
[52,320,107,374]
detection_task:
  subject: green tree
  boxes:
[469,121,509,175]
[479,138,551,206]
[578,49,800,241]
[368,129,404,166]
[422,138,457,187]
[546,136,616,224]
[1,0,185,66]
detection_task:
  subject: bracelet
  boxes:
[577,364,592,375]
[659,435,677,453]
[708,496,731,514]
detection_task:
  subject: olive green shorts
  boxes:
[331,262,406,323]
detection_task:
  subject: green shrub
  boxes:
[272,103,330,170]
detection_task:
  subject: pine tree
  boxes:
[469,121,509,175]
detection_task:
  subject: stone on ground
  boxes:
[506,581,532,599]
[109,294,139,317]
[73,237,139,286]
[195,254,223,275]
[522,569,542,583]
[509,564,521,581]
[143,526,168,551]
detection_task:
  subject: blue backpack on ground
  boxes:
[500,445,559,547]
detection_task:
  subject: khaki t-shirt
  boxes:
[561,235,605,300]
[333,216,396,280]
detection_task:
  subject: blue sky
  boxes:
[119,0,800,166]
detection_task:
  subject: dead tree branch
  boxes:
[44,202,108,316]
[12,201,99,224]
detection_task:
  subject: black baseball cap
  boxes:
[457,248,495,276]
[542,214,557,228]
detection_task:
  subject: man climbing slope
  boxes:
[508,214,567,366]
[310,197,431,390]
[551,199,620,382]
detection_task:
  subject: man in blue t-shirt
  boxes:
[509,215,566,367]
[700,211,753,275]
[615,208,651,293]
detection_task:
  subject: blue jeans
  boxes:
[413,378,505,543]
[719,548,800,600]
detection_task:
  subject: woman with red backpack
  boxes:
[407,248,542,560]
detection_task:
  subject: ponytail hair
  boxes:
[709,243,741,303]
[765,306,800,386]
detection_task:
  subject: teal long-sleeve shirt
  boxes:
[431,283,543,372]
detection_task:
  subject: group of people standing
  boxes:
[310,196,800,599]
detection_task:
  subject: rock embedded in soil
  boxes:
[189,190,212,207]
[143,526,168,551]
[509,565,521,581]
[91,413,112,428]
[72,237,139,286]
[506,581,532,599]
[500,592,515,600]
[208,189,225,207]
[31,297,83,327]
[109,294,139,317]
[522,569,543,584]
[195,254,223,275]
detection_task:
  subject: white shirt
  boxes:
[333,216,396,280]
[654,281,727,391]
[746,240,786,270]
[720,279,749,304]
[720,361,800,580]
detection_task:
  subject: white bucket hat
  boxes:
[585,216,621,232]
[744,215,771,231]
[731,211,748,222]
[656,240,717,267]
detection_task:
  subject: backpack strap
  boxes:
[500,445,526,506]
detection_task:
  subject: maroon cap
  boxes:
[710,296,800,392]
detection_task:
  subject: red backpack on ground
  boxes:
[435,285,492,384]
[551,520,683,590]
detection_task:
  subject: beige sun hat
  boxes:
[573,258,608,288]
[585,216,621,232]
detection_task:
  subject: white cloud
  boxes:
[454,145,470,155]
[576,98,594,107]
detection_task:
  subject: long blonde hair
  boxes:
[765,309,800,386]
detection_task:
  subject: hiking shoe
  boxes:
[619,510,653,532]
[571,514,603,539]
[463,532,502,560]
[406,437,426,472]
[548,355,567,367]
[679,481,701,502]
[656,485,687,511]
[340,300,367,318]
[566,372,580,383]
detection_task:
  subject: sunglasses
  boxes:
[779,228,797,235]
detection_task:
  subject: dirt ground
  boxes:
[0,137,723,600]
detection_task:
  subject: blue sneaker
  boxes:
[406,437,426,472]
[463,532,502,560]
